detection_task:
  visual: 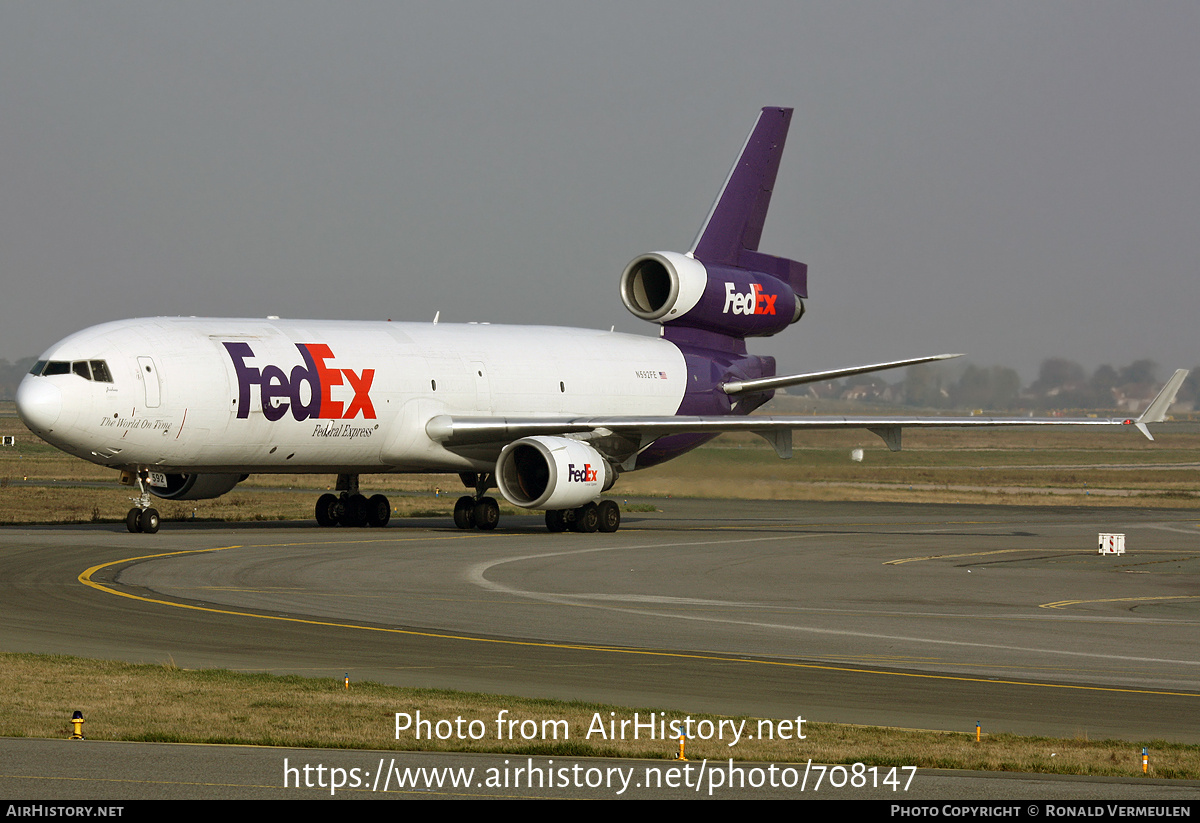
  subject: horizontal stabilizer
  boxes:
[722,353,962,395]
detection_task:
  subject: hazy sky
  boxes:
[2,2,1197,381]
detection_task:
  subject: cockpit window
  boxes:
[30,359,113,382]
[90,360,113,383]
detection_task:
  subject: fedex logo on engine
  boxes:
[723,282,777,316]
[223,342,376,422]
[567,463,599,483]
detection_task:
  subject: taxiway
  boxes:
[3,499,1198,742]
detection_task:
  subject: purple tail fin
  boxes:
[618,107,808,351]
[689,107,807,298]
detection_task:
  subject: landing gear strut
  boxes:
[125,471,160,534]
[314,475,391,528]
[453,472,501,531]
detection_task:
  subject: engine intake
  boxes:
[620,251,709,322]
[496,436,614,510]
[621,251,803,337]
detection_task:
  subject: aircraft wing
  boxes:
[426,369,1188,468]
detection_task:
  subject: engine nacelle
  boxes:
[495,436,615,510]
[147,473,247,500]
[620,251,803,338]
[620,251,709,323]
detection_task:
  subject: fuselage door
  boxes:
[137,356,162,408]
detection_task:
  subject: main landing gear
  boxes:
[452,472,622,533]
[125,472,160,534]
[315,474,391,528]
[544,500,621,534]
[453,472,501,531]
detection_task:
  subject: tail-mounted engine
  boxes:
[620,107,808,343]
[620,251,804,338]
[495,436,615,510]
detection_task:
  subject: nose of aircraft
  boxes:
[16,375,62,433]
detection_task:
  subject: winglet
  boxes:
[1134,368,1189,440]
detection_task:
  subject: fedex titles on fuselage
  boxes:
[723,282,777,316]
[223,341,376,422]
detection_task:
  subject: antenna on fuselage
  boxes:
[433,311,440,325]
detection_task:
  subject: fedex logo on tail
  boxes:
[224,342,376,422]
[723,282,777,316]
[567,463,599,483]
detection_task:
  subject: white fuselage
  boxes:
[18,317,688,475]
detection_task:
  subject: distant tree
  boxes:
[989,366,1021,409]
[1173,367,1200,408]
[952,364,1020,410]
[901,363,946,408]
[1084,364,1120,409]
[1029,358,1085,396]
[1089,364,1118,390]
[1118,359,1158,387]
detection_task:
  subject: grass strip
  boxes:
[2,652,1196,778]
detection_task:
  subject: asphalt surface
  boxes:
[3,498,1199,799]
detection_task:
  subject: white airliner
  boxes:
[16,107,1188,534]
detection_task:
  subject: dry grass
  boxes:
[3,653,1196,777]
[607,427,1200,508]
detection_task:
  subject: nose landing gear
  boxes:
[125,505,160,534]
[125,472,160,534]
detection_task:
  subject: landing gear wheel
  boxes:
[597,500,620,533]
[453,496,476,530]
[473,497,500,531]
[126,508,143,533]
[315,493,340,527]
[545,510,567,533]
[571,502,599,533]
[342,494,369,528]
[367,494,391,527]
[139,507,160,534]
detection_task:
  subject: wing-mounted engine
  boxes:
[146,472,247,500]
[495,436,615,510]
